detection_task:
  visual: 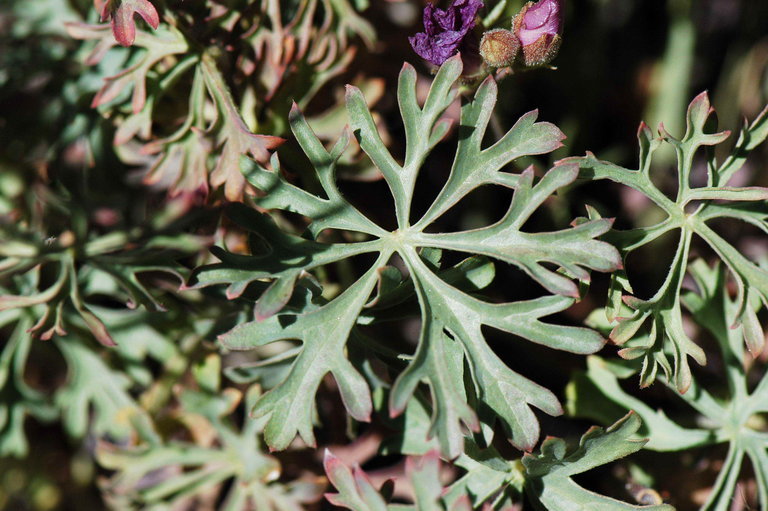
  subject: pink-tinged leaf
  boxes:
[637,121,653,140]
[201,57,285,200]
[617,346,645,360]
[657,121,671,140]
[683,91,731,145]
[88,32,187,114]
[622,295,646,309]
[31,306,67,340]
[94,0,109,20]
[323,449,388,509]
[224,280,249,299]
[142,127,211,197]
[91,73,129,109]
[109,0,160,47]
[686,91,714,133]
[78,306,118,347]
[323,449,341,474]
[70,275,118,346]
[211,128,285,201]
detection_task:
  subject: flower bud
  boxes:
[479,29,520,68]
[512,0,563,67]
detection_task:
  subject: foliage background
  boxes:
[1,0,767,509]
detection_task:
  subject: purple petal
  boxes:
[410,0,484,66]
[410,30,464,66]
[422,4,438,35]
[519,0,562,46]
[456,0,484,31]
[432,6,456,32]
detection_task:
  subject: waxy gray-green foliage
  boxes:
[324,413,674,511]
[568,94,768,393]
[198,53,768,508]
[196,54,622,459]
[0,0,374,508]
[570,261,768,511]
[3,0,768,509]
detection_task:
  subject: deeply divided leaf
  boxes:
[209,56,619,457]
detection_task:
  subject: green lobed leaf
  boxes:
[523,413,675,511]
[211,55,620,457]
[323,450,389,511]
[569,260,768,510]
[98,383,321,510]
[55,337,156,442]
[567,92,768,391]
[219,253,390,449]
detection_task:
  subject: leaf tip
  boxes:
[288,101,302,118]
[225,287,244,300]
[690,90,711,110]
[563,285,580,299]
[344,84,361,100]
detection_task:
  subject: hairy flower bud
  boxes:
[479,29,520,68]
[512,0,563,67]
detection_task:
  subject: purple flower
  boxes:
[409,0,484,66]
[512,0,563,67]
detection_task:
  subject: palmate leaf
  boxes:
[246,0,375,132]
[221,255,388,449]
[68,17,284,201]
[567,94,768,392]
[66,22,188,115]
[200,54,286,201]
[98,362,324,511]
[0,217,201,345]
[210,55,620,457]
[523,413,674,511]
[325,417,671,511]
[568,260,768,511]
[72,0,375,201]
